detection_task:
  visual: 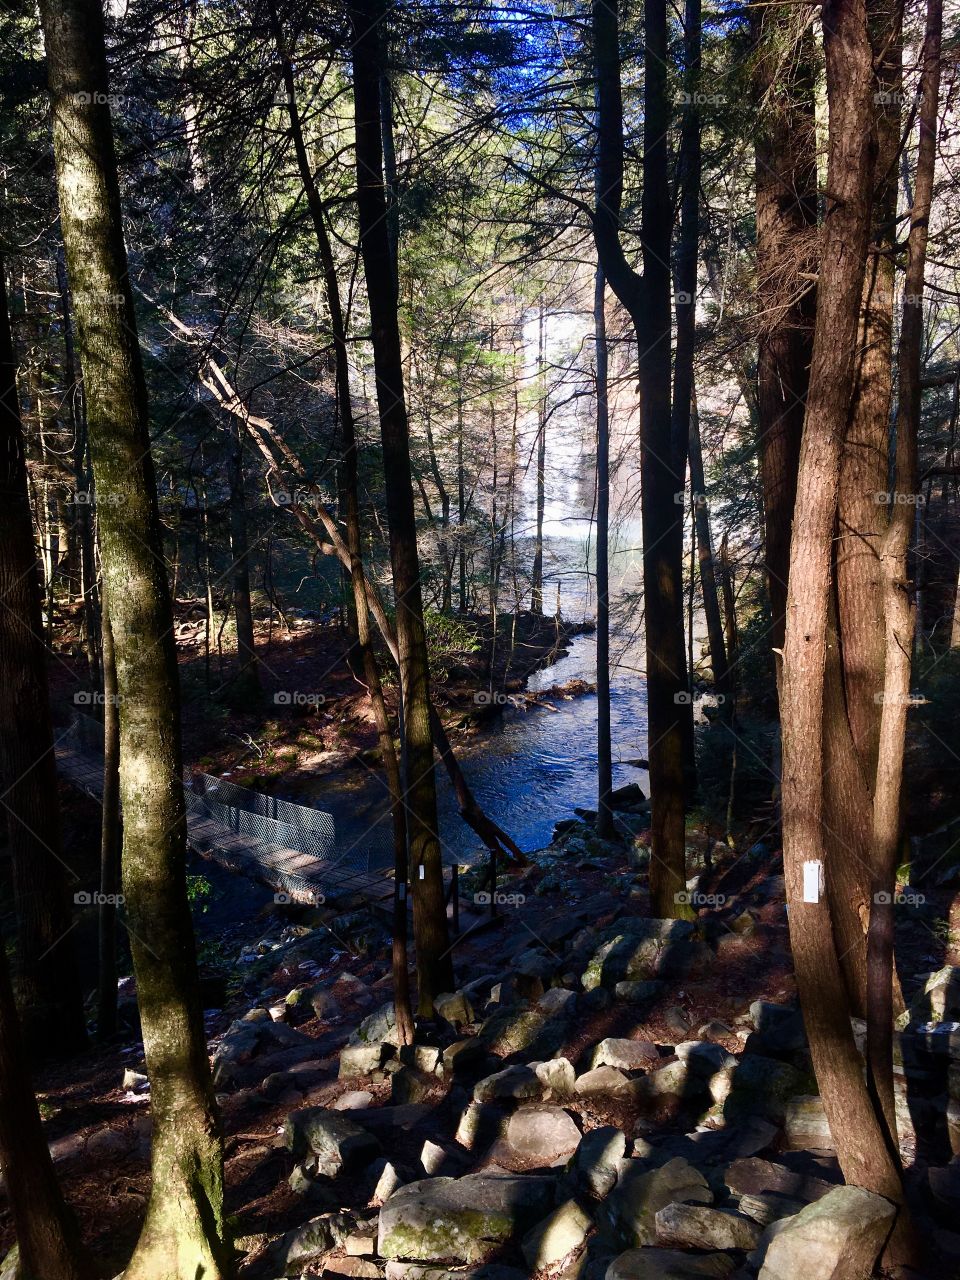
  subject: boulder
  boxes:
[708,1053,805,1121]
[505,1105,581,1161]
[434,990,474,1026]
[455,1101,509,1151]
[593,1038,661,1071]
[534,1056,576,1097]
[724,1157,836,1205]
[340,1041,387,1078]
[567,1125,626,1199]
[758,1185,896,1279]
[898,965,960,1029]
[575,1065,636,1098]
[474,1064,542,1104]
[478,1006,568,1058]
[605,1248,736,1278]
[355,1001,399,1045]
[580,920,700,990]
[655,1203,761,1251]
[282,1107,381,1170]
[783,1096,832,1149]
[522,1199,592,1269]
[615,980,667,1005]
[268,1212,353,1275]
[377,1171,555,1263]
[748,1000,807,1054]
[599,1156,712,1247]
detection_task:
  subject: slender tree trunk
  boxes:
[751,8,817,653]
[97,587,121,1041]
[779,0,913,1256]
[0,258,86,1058]
[868,0,942,1193]
[594,267,614,839]
[0,944,93,1280]
[593,0,689,917]
[689,394,728,702]
[268,0,414,1041]
[531,302,546,615]
[37,1,231,1271]
[351,0,453,1012]
[229,424,259,695]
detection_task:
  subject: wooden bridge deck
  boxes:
[54,738,396,912]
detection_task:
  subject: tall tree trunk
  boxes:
[595,267,614,839]
[751,8,817,653]
[97,588,121,1041]
[0,944,93,1280]
[593,0,690,917]
[268,0,414,1041]
[37,1,231,1271]
[351,0,454,1012]
[0,258,86,1058]
[229,424,259,695]
[689,393,728,702]
[779,0,913,1256]
[531,301,547,615]
[868,0,942,1187]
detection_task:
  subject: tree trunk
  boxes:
[868,0,942,1198]
[268,0,415,1042]
[751,7,817,653]
[97,588,121,1041]
[0,257,86,1059]
[351,0,454,1012]
[37,0,231,1270]
[689,394,728,703]
[229,424,259,695]
[779,0,913,1255]
[595,267,614,839]
[0,944,93,1280]
[531,301,547,615]
[593,0,689,917]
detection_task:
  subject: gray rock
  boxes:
[434,990,475,1025]
[399,1044,441,1073]
[575,1065,635,1098]
[724,1157,836,1204]
[355,1000,399,1045]
[580,919,699,990]
[615,980,667,1005]
[758,1185,896,1279]
[605,1247,736,1278]
[283,1106,381,1170]
[522,1199,592,1268]
[474,1064,542,1104]
[748,1000,806,1054]
[539,987,578,1014]
[655,1202,761,1251]
[377,1170,555,1263]
[333,1090,374,1111]
[708,1053,805,1121]
[783,1096,832,1149]
[600,1156,712,1247]
[633,1060,705,1106]
[567,1125,627,1199]
[593,1038,661,1071]
[478,1005,568,1058]
[340,1041,387,1077]
[454,1101,508,1151]
[371,1159,403,1202]
[506,1105,581,1161]
[697,1021,735,1043]
[385,1265,527,1280]
[534,1056,576,1097]
[391,1064,436,1104]
[897,964,960,1029]
[736,1192,806,1227]
[269,1212,353,1275]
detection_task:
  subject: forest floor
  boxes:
[11,604,960,1277]
[4,798,960,1277]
